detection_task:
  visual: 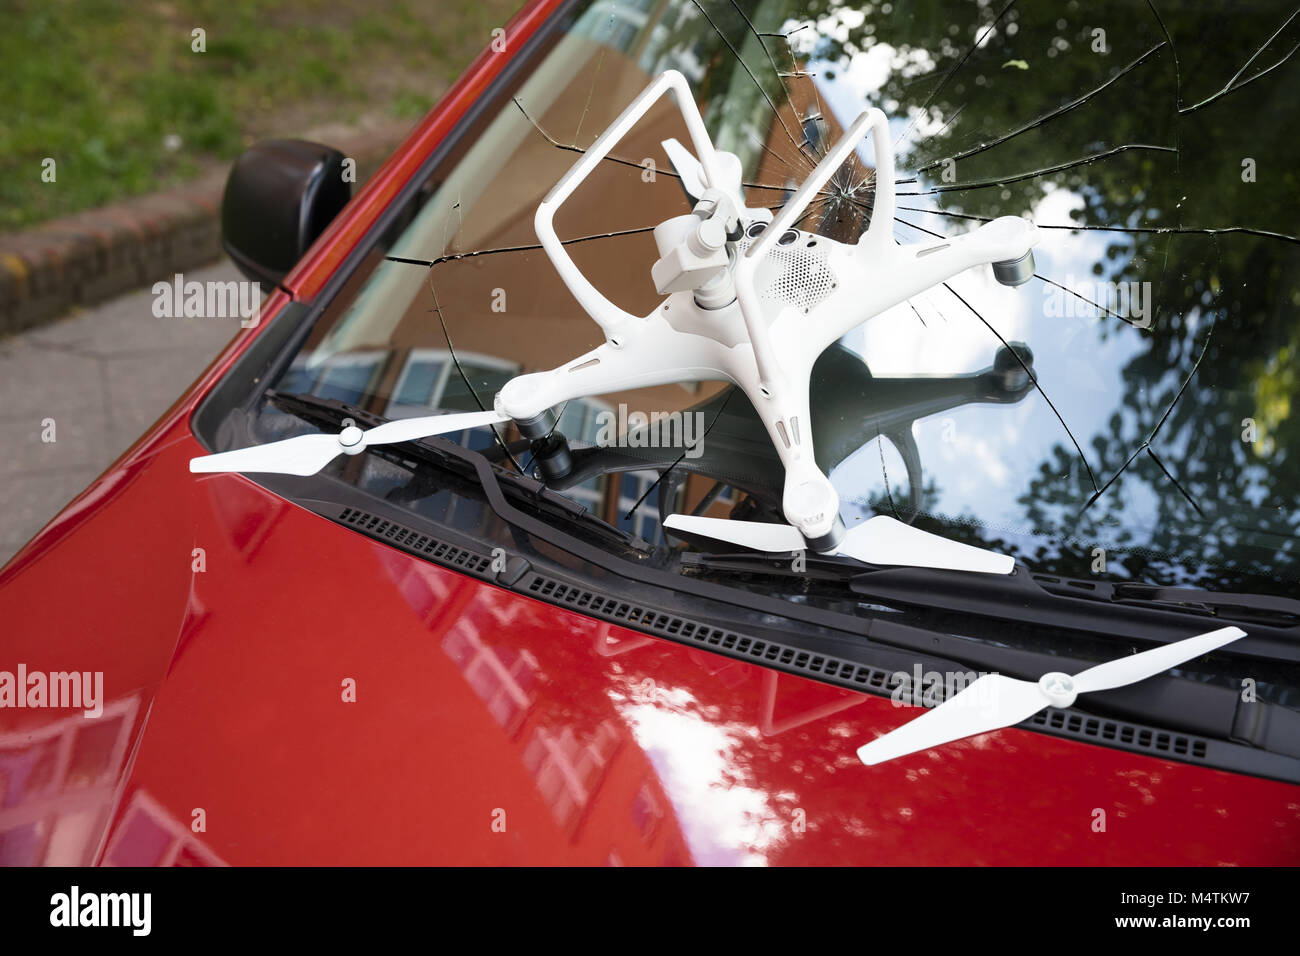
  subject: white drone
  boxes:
[192,70,1041,575]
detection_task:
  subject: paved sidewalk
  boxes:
[0,260,245,564]
[1,115,412,335]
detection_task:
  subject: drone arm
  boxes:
[772,369,843,546]
[495,329,735,423]
[801,216,1040,358]
[534,70,732,343]
[885,216,1039,290]
[858,110,896,253]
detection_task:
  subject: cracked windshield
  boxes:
[274,0,1300,597]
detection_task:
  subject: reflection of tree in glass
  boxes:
[473,0,1299,591]
[670,0,1300,590]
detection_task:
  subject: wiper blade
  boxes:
[679,549,864,583]
[850,565,1300,665]
[681,546,1300,664]
[1099,581,1300,628]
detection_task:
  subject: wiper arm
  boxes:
[257,392,650,554]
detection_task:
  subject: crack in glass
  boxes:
[290,0,1300,594]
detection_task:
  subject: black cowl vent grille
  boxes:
[523,573,1212,763]
[337,507,494,577]
[329,505,1214,767]
[525,575,898,691]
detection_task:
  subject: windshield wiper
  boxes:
[679,548,866,583]
[681,548,1300,664]
[850,564,1300,665]
[261,391,651,555]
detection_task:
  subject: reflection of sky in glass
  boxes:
[800,42,1151,538]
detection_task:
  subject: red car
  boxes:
[3,0,1299,867]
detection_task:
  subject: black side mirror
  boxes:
[221,139,351,287]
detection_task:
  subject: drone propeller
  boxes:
[856,626,1247,765]
[660,137,708,201]
[662,513,1014,574]
[189,409,511,476]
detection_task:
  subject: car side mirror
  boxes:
[221,139,351,288]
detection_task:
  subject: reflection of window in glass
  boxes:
[554,397,613,448]
[279,351,388,407]
[387,350,522,452]
[388,349,520,414]
[440,360,519,415]
[389,356,446,409]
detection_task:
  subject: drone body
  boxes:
[499,70,1038,556]
[192,70,1038,573]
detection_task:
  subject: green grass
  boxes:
[0,0,520,230]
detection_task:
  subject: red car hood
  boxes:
[3,408,1299,866]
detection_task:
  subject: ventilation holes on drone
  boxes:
[762,245,837,313]
[738,233,838,314]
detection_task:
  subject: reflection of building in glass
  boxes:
[278,349,389,407]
